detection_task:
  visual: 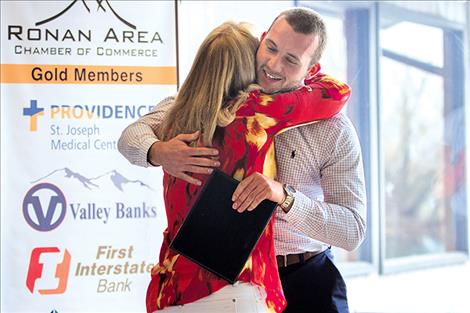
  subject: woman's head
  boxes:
[195,21,258,99]
[160,22,259,145]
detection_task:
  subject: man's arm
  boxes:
[117,96,219,185]
[232,116,366,251]
[281,116,366,251]
[118,96,174,168]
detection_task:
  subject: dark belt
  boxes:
[276,251,321,268]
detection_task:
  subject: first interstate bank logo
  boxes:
[26,247,71,295]
[22,99,154,150]
[26,245,156,296]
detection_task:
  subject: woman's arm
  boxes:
[243,72,351,136]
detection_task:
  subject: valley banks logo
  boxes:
[23,183,67,231]
[26,247,71,295]
[22,99,154,131]
[23,168,158,227]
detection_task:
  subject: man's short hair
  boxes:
[273,7,327,65]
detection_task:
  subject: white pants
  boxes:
[154,282,269,313]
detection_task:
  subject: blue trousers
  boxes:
[278,248,349,313]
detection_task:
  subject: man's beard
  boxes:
[260,83,303,95]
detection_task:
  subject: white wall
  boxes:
[347,262,470,313]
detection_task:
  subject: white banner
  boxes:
[0,1,176,312]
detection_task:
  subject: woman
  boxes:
[147,22,350,313]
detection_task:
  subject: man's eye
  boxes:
[267,46,276,52]
[286,58,297,65]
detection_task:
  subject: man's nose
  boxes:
[266,54,282,73]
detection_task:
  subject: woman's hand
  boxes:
[231,172,284,212]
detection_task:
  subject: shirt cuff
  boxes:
[283,191,314,227]
[141,137,160,167]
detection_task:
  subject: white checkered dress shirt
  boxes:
[118,96,367,256]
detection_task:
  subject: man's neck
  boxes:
[262,83,304,95]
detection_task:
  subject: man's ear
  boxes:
[304,63,321,82]
[260,31,267,41]
[308,63,321,76]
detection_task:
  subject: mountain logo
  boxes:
[31,168,153,191]
[36,0,136,29]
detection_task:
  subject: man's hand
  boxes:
[149,131,220,185]
[231,172,285,213]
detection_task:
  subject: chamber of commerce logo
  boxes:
[36,0,136,29]
[23,100,45,132]
[23,183,67,231]
[6,0,166,58]
[26,247,71,295]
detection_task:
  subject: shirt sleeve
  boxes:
[248,73,351,136]
[117,96,175,167]
[283,116,367,251]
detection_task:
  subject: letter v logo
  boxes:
[23,183,67,231]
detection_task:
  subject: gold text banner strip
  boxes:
[0,64,177,84]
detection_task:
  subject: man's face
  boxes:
[256,16,319,93]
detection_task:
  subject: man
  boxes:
[118,7,366,313]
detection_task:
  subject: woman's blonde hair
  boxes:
[159,21,259,146]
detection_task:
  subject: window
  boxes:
[304,1,468,274]
[308,7,374,267]
[380,15,467,265]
